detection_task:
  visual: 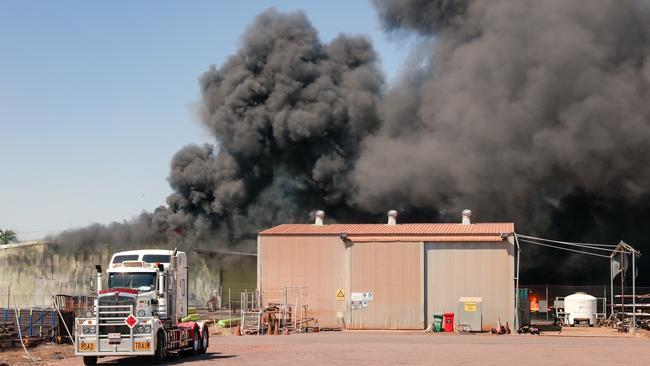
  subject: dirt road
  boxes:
[13,330,650,366]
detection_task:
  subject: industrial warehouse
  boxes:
[256,210,516,331]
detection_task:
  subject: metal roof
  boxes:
[0,240,53,250]
[347,235,506,242]
[259,223,514,241]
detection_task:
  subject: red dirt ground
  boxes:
[4,327,650,366]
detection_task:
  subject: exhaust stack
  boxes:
[95,265,102,292]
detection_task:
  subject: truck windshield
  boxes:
[108,273,157,292]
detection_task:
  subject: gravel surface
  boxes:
[11,328,650,366]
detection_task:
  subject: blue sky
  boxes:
[0,0,411,240]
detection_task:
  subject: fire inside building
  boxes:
[257,210,516,331]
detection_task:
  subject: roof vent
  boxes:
[314,210,325,226]
[461,209,472,225]
[387,210,398,225]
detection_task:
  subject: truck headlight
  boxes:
[82,325,96,335]
[137,309,146,317]
[84,310,94,318]
[135,324,152,334]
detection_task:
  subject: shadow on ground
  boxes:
[90,352,237,364]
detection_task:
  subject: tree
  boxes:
[0,229,18,244]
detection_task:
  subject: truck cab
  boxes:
[75,249,208,365]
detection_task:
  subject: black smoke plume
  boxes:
[163,8,384,242]
[57,2,650,285]
[53,9,385,283]
[361,0,650,283]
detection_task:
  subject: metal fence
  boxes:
[0,294,77,348]
[522,284,650,320]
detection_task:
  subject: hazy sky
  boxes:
[0,0,409,241]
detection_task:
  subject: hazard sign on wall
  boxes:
[336,289,345,301]
[464,302,477,312]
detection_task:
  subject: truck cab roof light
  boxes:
[122,261,144,267]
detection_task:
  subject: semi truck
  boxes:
[74,249,209,365]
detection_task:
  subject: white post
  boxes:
[632,248,636,334]
[514,234,521,330]
[610,256,614,318]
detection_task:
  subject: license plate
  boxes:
[133,340,151,351]
[79,342,96,352]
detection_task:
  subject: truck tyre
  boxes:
[191,328,201,355]
[199,325,209,354]
[83,356,98,365]
[151,330,166,364]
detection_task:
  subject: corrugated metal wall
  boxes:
[258,235,346,328]
[1,243,246,307]
[349,241,424,329]
[425,241,514,330]
[258,235,515,330]
[0,242,110,307]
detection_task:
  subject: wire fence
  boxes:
[522,284,650,321]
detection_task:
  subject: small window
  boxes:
[142,254,171,263]
[112,255,138,263]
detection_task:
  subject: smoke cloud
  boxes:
[55,9,385,257]
[358,0,650,282]
[164,9,383,241]
[56,2,650,285]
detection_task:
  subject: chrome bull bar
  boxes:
[75,305,155,356]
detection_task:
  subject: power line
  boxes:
[194,249,257,257]
[517,234,617,248]
[521,238,616,253]
[517,238,611,258]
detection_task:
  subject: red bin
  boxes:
[443,312,455,332]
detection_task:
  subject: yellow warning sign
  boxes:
[464,302,477,312]
[336,289,345,301]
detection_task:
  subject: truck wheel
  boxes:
[190,329,201,356]
[83,356,98,365]
[199,325,209,354]
[191,328,201,355]
[151,330,166,364]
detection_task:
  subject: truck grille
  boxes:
[98,296,135,335]
[98,295,136,308]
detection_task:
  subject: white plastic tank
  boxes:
[564,292,597,326]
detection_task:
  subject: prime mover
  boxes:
[74,249,209,365]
